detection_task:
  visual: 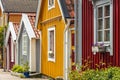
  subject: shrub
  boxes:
[69,66,120,80]
[12,65,24,73]
[12,65,19,72]
[23,62,29,72]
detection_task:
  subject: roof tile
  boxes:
[27,14,40,39]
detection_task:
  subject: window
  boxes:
[94,0,112,44]
[97,4,110,43]
[48,27,55,62]
[48,0,55,10]
[22,32,27,55]
[93,0,113,55]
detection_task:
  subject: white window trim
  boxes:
[48,27,55,62]
[22,33,27,55]
[48,0,55,10]
[93,0,113,55]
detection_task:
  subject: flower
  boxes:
[92,43,104,47]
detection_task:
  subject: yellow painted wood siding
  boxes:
[37,0,65,78]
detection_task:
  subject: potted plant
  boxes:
[92,43,106,53]
[23,62,30,78]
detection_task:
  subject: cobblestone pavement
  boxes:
[0,69,48,80]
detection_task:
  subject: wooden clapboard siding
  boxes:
[37,0,65,78]
[82,0,120,69]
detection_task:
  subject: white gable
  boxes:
[5,22,16,46]
[18,14,36,40]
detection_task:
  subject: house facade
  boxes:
[2,0,38,71]
[76,0,120,69]
[5,22,19,70]
[17,14,40,72]
[36,0,74,79]
[36,0,65,78]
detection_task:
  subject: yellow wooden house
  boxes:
[36,0,74,79]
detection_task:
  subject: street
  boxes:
[0,69,48,80]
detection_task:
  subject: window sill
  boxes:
[48,58,55,62]
[48,6,55,10]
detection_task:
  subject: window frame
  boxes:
[48,27,55,62]
[96,4,111,44]
[93,0,113,55]
[22,32,28,55]
[48,0,55,10]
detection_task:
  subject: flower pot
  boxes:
[23,72,29,78]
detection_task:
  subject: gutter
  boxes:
[64,18,74,80]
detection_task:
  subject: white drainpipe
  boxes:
[64,19,74,80]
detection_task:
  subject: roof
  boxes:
[27,14,40,39]
[59,0,74,18]
[18,13,40,40]
[35,0,74,27]
[1,0,38,13]
[13,22,20,35]
[5,22,18,46]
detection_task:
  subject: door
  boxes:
[70,30,75,70]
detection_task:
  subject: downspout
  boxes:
[64,19,73,80]
[75,0,82,65]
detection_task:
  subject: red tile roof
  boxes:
[27,14,40,39]
[65,0,74,17]
[13,22,20,35]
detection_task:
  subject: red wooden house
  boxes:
[5,22,19,70]
[75,0,120,68]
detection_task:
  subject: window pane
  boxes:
[104,18,110,29]
[104,5,110,16]
[97,31,103,42]
[50,30,54,53]
[98,19,103,30]
[98,7,103,18]
[104,30,110,41]
[49,0,54,7]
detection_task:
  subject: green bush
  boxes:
[12,65,24,73]
[23,62,29,72]
[12,65,19,72]
[69,66,120,80]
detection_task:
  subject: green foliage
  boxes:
[12,65,24,73]
[12,65,19,72]
[23,61,29,72]
[12,61,29,73]
[15,66,24,73]
[0,27,4,48]
[69,66,120,80]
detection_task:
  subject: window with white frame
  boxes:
[48,0,55,10]
[94,0,112,44]
[22,32,27,55]
[93,0,113,55]
[48,27,55,62]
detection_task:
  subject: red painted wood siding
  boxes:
[82,0,120,69]
[8,34,15,70]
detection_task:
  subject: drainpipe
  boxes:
[64,19,73,80]
[75,0,82,65]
